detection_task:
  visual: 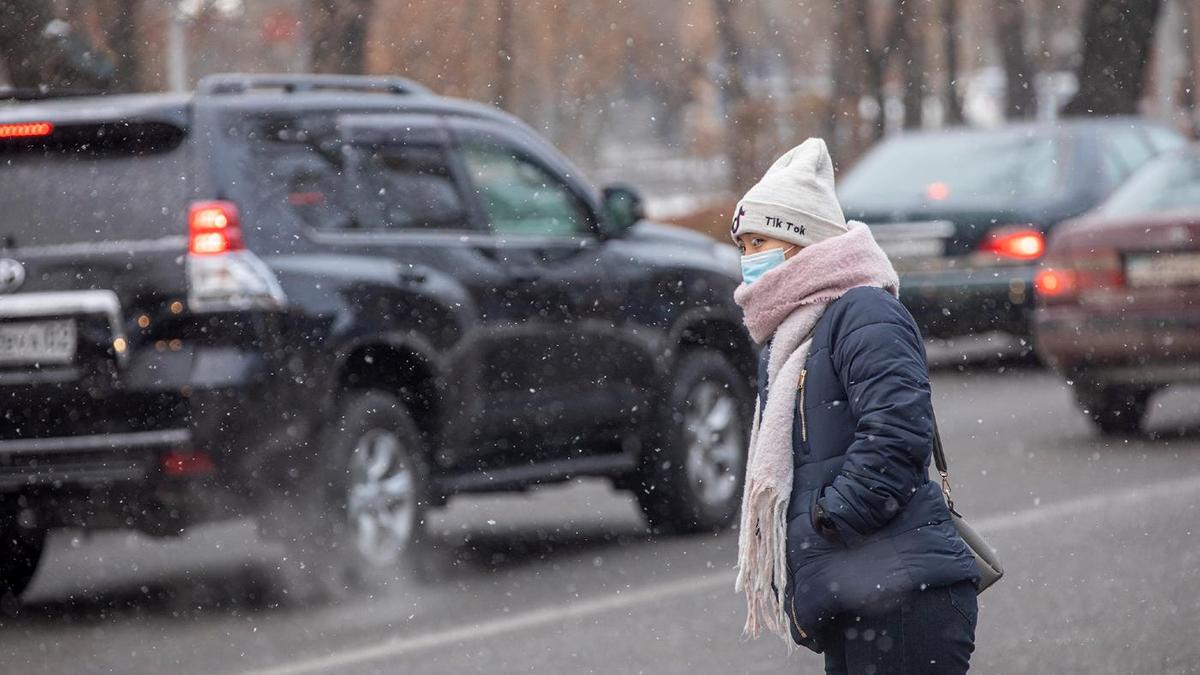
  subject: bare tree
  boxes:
[941,0,963,125]
[95,0,140,91]
[0,0,115,90]
[851,0,909,140]
[712,0,759,191]
[896,1,926,129]
[0,0,61,87]
[826,0,907,165]
[1063,0,1162,116]
[996,0,1036,118]
[828,0,864,161]
[308,0,373,74]
[494,0,515,110]
[1187,0,1200,135]
[855,0,886,140]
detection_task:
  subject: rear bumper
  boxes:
[0,338,315,529]
[898,266,1035,339]
[1033,307,1200,384]
[0,429,189,489]
[0,428,246,533]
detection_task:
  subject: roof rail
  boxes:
[0,87,106,103]
[197,73,430,97]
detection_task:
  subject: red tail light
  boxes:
[161,449,216,477]
[1035,268,1076,298]
[188,201,243,255]
[0,121,53,139]
[980,227,1045,260]
[1035,251,1123,305]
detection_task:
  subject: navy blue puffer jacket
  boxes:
[757,286,979,651]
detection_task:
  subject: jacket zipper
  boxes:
[789,368,810,641]
[798,369,808,444]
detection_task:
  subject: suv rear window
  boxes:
[0,121,189,248]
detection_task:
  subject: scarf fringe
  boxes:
[735,482,792,646]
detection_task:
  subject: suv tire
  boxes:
[0,510,45,604]
[634,349,751,534]
[1075,383,1152,436]
[274,391,429,602]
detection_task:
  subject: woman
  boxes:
[731,138,980,674]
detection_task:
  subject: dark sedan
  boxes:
[1034,148,1200,434]
[838,119,1184,343]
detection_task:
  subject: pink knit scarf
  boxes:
[733,221,899,643]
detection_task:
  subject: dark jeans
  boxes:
[823,581,978,675]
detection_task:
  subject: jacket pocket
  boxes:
[784,571,828,652]
[787,590,808,640]
[801,399,853,463]
[946,581,979,629]
[786,491,839,573]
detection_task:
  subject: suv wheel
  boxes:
[1075,382,1153,436]
[0,509,45,605]
[274,391,429,602]
[635,349,751,534]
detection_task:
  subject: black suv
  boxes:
[0,74,755,600]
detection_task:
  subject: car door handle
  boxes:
[510,268,542,284]
[396,266,427,284]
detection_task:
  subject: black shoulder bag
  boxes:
[933,420,1004,594]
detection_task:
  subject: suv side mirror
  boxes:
[601,183,645,235]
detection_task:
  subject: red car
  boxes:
[1034,148,1200,434]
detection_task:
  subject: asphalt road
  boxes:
[2,364,1200,674]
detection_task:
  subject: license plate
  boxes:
[870,221,954,269]
[1126,252,1200,288]
[878,239,947,273]
[878,238,945,261]
[0,319,77,366]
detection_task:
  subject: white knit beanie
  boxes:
[730,138,848,248]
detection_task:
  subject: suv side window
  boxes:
[281,153,352,230]
[347,143,468,231]
[251,137,353,231]
[460,141,591,237]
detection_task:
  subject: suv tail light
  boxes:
[185,200,286,311]
[189,201,244,255]
[979,227,1045,261]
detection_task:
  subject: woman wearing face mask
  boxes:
[732,139,980,674]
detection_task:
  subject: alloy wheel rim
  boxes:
[682,381,744,507]
[346,428,416,567]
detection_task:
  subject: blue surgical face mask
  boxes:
[740,246,795,284]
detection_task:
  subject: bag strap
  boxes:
[931,416,958,514]
[932,417,949,474]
